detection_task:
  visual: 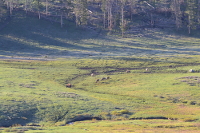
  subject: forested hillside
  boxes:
[1,0,200,35]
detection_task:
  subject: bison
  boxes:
[66,83,72,88]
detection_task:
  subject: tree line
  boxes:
[1,0,200,35]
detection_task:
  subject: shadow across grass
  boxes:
[1,11,200,60]
[0,106,37,127]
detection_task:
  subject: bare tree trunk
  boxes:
[9,0,13,16]
[61,13,63,28]
[103,11,106,29]
[121,4,124,37]
[38,11,40,19]
[6,1,9,9]
[25,0,27,13]
[198,0,200,23]
[150,13,154,27]
[37,0,41,19]
[46,0,48,15]
[107,1,113,31]
[130,0,133,21]
[107,4,110,30]
[188,15,191,34]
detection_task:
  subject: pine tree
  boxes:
[32,0,42,19]
[185,0,198,34]
[128,0,136,21]
[0,1,6,21]
[101,0,107,28]
[171,0,182,29]
[73,0,88,26]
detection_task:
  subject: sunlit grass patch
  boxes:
[1,57,200,132]
[1,58,200,118]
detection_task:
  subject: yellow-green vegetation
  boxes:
[0,56,200,132]
[1,120,200,133]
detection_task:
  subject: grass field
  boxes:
[0,11,200,132]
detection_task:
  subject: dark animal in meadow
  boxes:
[106,76,110,79]
[96,79,100,83]
[126,70,131,73]
[168,117,178,120]
[189,69,194,73]
[66,83,72,88]
[96,76,110,83]
[101,77,106,81]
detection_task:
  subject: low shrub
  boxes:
[181,100,188,104]
[155,125,183,128]
[54,121,66,126]
[11,124,22,127]
[111,111,121,116]
[36,105,69,122]
[181,117,198,122]
[111,109,130,116]
[26,123,40,126]
[66,114,102,123]
[130,114,168,120]
[119,109,130,114]
[100,112,111,120]
[3,128,12,132]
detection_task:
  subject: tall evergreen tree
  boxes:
[101,0,107,28]
[32,0,42,19]
[171,0,182,29]
[73,0,88,26]
[185,0,198,34]
[0,1,6,18]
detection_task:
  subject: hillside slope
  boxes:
[1,12,200,59]
[0,12,200,132]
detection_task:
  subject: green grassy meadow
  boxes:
[1,12,200,132]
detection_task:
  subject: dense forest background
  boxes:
[0,0,200,36]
